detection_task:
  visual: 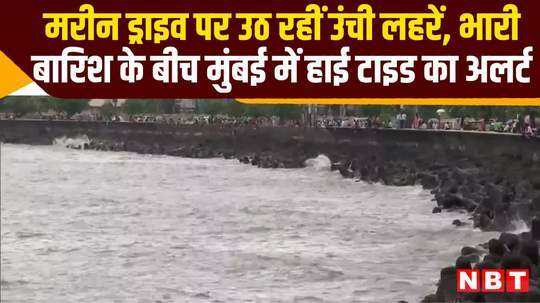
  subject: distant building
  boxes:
[88,99,126,108]
[174,99,197,113]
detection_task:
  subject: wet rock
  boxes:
[461,198,478,212]
[434,267,457,302]
[525,289,540,303]
[430,230,540,302]
[461,246,483,256]
[515,180,533,200]
[531,175,540,190]
[432,207,442,214]
[387,174,416,186]
[518,231,533,241]
[474,212,493,230]
[499,233,520,252]
[520,240,539,266]
[475,259,498,270]
[437,193,477,211]
[259,157,273,168]
[452,219,466,227]
[460,254,480,265]
[455,256,472,269]
[418,172,438,189]
[532,217,540,241]
[429,162,449,170]
[436,193,459,209]
[501,255,532,270]
[488,239,506,257]
[482,253,502,265]
[338,167,354,178]
[485,183,504,205]
[420,294,438,303]
[533,195,540,213]
[223,151,234,159]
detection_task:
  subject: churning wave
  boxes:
[304,154,332,171]
[1,145,500,302]
[510,219,530,234]
[53,135,90,149]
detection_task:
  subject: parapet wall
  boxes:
[3,119,540,302]
[1,119,540,232]
[0,120,540,166]
[1,119,538,166]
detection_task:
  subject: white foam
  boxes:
[509,219,530,234]
[304,154,332,171]
[52,135,90,149]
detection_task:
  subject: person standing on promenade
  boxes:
[480,116,486,132]
[412,112,422,129]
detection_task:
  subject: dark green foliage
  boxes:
[1,96,538,120]
[0,96,87,117]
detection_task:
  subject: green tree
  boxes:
[271,104,303,119]
[46,99,88,117]
[99,102,116,120]
[156,100,176,114]
[196,99,228,115]
[0,97,40,117]
[122,100,153,115]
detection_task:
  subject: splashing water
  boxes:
[52,135,90,150]
[509,219,530,234]
[304,154,332,171]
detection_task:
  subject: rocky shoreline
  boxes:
[79,130,540,302]
[77,129,540,232]
[1,120,540,301]
[422,231,540,302]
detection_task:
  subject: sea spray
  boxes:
[304,154,332,171]
[53,135,90,150]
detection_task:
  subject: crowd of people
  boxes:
[1,109,538,137]
[314,111,538,137]
[392,111,537,134]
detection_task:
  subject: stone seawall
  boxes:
[1,119,539,231]
[2,119,540,301]
[1,120,539,163]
